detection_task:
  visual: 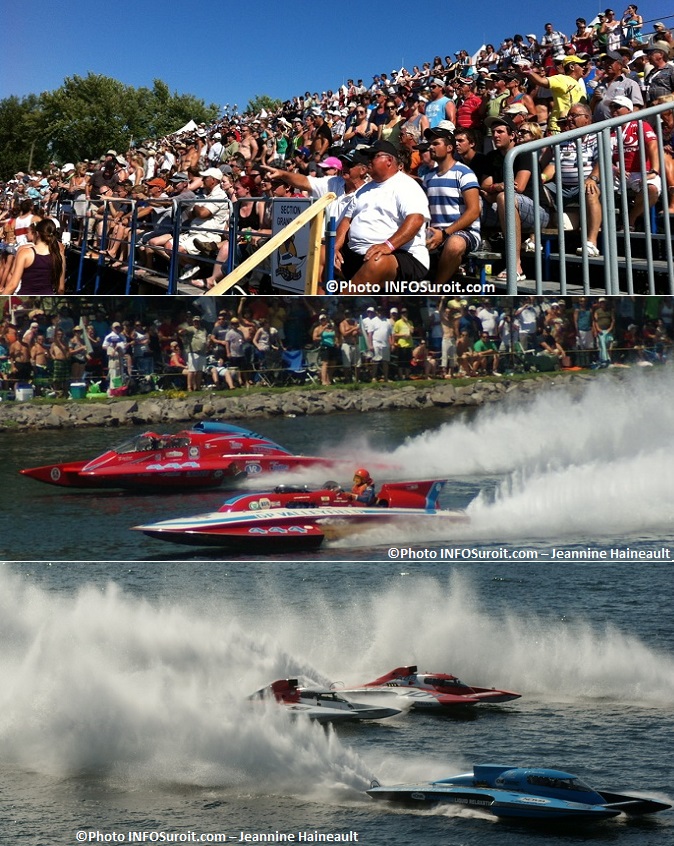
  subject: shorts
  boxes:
[139,226,173,245]
[482,195,550,233]
[317,345,339,365]
[395,346,413,366]
[372,342,391,362]
[342,243,429,281]
[341,342,360,367]
[187,352,207,372]
[545,183,584,205]
[625,172,662,198]
[179,232,220,255]
[516,194,550,231]
[448,229,481,254]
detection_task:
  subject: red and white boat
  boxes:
[337,665,521,709]
[20,422,334,491]
[134,479,467,551]
[250,678,401,723]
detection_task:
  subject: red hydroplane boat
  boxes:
[134,479,467,551]
[337,665,521,709]
[20,421,334,491]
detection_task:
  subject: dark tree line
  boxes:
[0,74,219,179]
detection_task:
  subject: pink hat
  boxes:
[318,156,343,170]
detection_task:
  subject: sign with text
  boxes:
[270,198,312,293]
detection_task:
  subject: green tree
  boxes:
[0,94,49,179]
[246,94,283,116]
[39,74,134,164]
[0,74,220,178]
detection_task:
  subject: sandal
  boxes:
[495,269,527,282]
[191,280,215,291]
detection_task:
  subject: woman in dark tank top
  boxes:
[1,218,65,295]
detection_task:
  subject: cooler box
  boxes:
[69,382,87,399]
[15,384,35,401]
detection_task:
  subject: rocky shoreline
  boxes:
[0,371,604,432]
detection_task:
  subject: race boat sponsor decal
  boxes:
[244,463,262,475]
[248,498,276,511]
[515,797,551,804]
[410,793,426,801]
[248,526,311,535]
[188,446,200,458]
[146,461,200,470]
[50,467,62,481]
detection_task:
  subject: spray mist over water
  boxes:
[311,371,674,545]
[1,563,672,792]
[0,566,371,796]
[264,572,674,706]
[386,370,674,479]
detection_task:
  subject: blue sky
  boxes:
[4,2,672,118]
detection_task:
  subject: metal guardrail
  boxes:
[206,192,336,296]
[503,100,673,295]
[63,192,335,294]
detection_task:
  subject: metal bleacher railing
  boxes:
[502,99,674,295]
[65,192,335,295]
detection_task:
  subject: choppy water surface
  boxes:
[2,370,673,845]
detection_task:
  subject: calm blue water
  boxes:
[2,370,673,845]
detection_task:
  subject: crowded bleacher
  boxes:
[0,12,673,293]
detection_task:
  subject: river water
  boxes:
[2,368,673,845]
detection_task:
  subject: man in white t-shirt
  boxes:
[369,305,394,381]
[334,140,430,283]
[514,297,539,350]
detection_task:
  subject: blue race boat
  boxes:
[367,763,671,822]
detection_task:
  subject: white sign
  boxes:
[270,198,312,294]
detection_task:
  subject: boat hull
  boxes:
[367,763,671,823]
[287,704,401,723]
[358,666,521,708]
[19,422,335,492]
[135,505,466,551]
[367,784,626,821]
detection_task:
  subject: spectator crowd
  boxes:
[1,12,673,290]
[1,294,672,397]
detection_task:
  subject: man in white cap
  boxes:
[208,132,225,165]
[591,95,660,230]
[162,167,230,280]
